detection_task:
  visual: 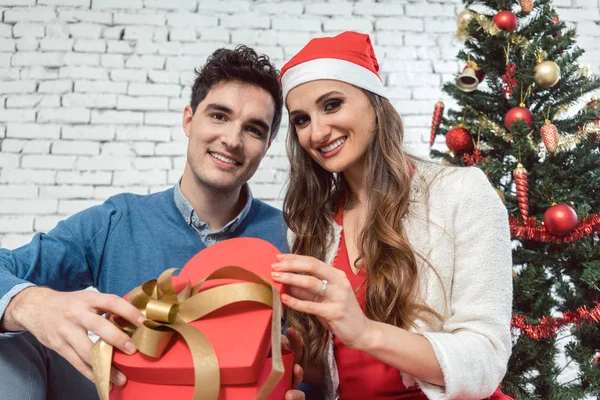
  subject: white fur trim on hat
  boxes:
[282,58,387,101]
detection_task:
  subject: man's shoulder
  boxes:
[105,187,174,210]
[245,198,287,252]
[248,198,284,221]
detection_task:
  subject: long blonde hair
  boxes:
[283,90,441,367]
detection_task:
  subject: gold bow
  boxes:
[91,266,284,400]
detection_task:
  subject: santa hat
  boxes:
[280,31,387,101]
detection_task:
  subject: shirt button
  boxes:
[207,237,213,242]
[192,216,197,222]
[185,217,190,223]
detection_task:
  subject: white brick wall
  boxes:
[1,0,599,249]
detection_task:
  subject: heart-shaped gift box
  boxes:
[92,238,294,400]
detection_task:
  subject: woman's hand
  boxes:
[273,255,446,387]
[272,254,373,351]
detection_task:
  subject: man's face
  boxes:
[182,81,275,195]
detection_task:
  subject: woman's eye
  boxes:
[292,115,309,126]
[324,100,342,112]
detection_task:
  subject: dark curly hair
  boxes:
[190,45,283,142]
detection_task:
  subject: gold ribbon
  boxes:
[91,266,284,400]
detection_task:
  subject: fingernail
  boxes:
[271,271,281,277]
[276,254,285,260]
[117,371,127,386]
[281,294,290,303]
[125,341,136,355]
[271,262,281,270]
[137,316,145,326]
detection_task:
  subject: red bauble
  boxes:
[474,69,486,83]
[552,17,562,38]
[446,126,474,154]
[493,10,518,33]
[544,204,579,236]
[504,106,533,130]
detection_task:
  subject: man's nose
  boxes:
[220,125,243,150]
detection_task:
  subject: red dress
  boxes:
[331,208,513,400]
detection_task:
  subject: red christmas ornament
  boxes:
[504,105,534,130]
[445,125,474,154]
[493,10,518,33]
[509,211,600,243]
[520,0,533,14]
[540,119,559,153]
[544,204,579,236]
[552,17,562,38]
[430,100,444,147]
[501,63,517,99]
[462,148,485,166]
[513,163,529,223]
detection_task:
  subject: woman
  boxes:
[271,31,513,400]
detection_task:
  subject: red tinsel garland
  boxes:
[511,302,600,340]
[509,212,600,243]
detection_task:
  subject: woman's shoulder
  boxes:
[412,161,496,206]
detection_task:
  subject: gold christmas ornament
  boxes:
[456,10,475,29]
[456,67,479,92]
[534,60,561,88]
[476,15,501,36]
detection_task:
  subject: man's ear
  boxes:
[182,105,194,138]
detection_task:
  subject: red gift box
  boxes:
[92,238,293,400]
[110,350,294,400]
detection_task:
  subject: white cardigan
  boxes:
[288,162,513,400]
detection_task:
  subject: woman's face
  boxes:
[286,80,376,174]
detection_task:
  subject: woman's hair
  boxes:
[283,89,441,367]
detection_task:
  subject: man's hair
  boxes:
[190,45,283,142]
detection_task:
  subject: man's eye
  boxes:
[247,126,263,137]
[292,115,309,126]
[324,100,342,112]
[211,113,226,121]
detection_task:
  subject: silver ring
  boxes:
[317,279,328,297]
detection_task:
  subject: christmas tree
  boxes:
[429,0,600,398]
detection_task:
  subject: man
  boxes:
[0,46,305,400]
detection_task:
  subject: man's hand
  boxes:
[3,286,145,388]
[282,327,305,400]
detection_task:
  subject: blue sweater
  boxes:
[0,187,288,329]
